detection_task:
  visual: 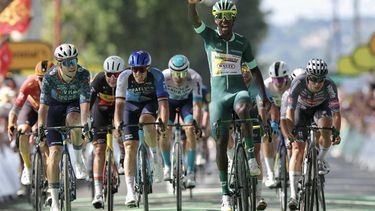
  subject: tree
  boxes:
[41,0,268,85]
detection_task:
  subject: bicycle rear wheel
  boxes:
[33,151,44,211]
[140,148,149,211]
[106,150,114,211]
[62,153,71,211]
[235,145,250,211]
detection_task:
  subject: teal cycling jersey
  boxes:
[40,65,91,105]
[194,22,258,95]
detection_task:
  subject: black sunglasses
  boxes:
[132,67,147,73]
[105,72,121,78]
[308,76,325,83]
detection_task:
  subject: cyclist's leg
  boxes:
[182,101,197,186]
[91,104,109,206]
[140,101,162,182]
[46,104,66,209]
[159,100,176,180]
[234,90,260,175]
[210,98,232,197]
[123,101,141,205]
[314,102,333,175]
[262,104,278,186]
[288,106,311,207]
[66,102,87,179]
[17,102,37,185]
[250,108,267,209]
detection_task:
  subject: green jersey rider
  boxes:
[188,0,270,210]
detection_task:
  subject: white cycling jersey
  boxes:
[163,68,203,102]
[264,77,290,107]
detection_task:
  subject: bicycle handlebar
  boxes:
[292,126,339,143]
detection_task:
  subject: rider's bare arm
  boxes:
[187,0,202,28]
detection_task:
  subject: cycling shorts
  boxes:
[123,100,158,141]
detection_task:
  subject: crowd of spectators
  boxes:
[339,73,375,134]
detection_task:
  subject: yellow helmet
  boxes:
[35,60,54,77]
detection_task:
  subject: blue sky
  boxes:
[261,0,375,26]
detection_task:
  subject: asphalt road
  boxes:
[1,153,375,211]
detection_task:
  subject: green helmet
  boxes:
[212,0,237,16]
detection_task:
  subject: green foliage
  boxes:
[41,0,267,84]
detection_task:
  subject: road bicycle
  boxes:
[92,125,120,211]
[15,130,46,210]
[122,121,163,211]
[168,109,200,211]
[44,125,84,211]
[215,117,259,211]
[295,124,335,211]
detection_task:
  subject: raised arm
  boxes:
[188,0,202,28]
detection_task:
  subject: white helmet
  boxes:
[269,61,289,78]
[306,58,328,78]
[212,0,237,16]
[54,43,78,61]
[289,68,305,81]
[103,56,125,73]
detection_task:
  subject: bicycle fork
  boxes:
[60,143,77,202]
[171,128,185,191]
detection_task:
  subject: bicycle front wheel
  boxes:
[62,153,71,211]
[279,145,288,211]
[140,148,149,211]
[317,175,326,211]
[235,145,250,211]
[106,150,114,211]
[174,143,182,211]
[33,151,44,211]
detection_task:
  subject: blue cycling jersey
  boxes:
[116,67,168,102]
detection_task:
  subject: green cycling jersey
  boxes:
[194,22,258,96]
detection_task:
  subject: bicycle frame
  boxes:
[45,125,83,211]
[168,110,199,211]
[216,117,259,211]
[124,122,162,211]
[16,130,47,211]
[94,125,120,211]
[298,125,333,211]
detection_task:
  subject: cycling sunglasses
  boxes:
[105,72,121,78]
[272,76,289,85]
[132,67,147,74]
[171,70,188,78]
[308,76,325,83]
[61,58,78,67]
[214,12,236,21]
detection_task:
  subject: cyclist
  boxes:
[8,60,54,186]
[280,68,305,146]
[229,64,268,209]
[188,0,270,210]
[259,61,291,188]
[285,59,341,209]
[196,84,211,169]
[114,50,169,207]
[37,43,92,211]
[90,56,125,208]
[160,54,203,187]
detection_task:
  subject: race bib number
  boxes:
[211,52,241,76]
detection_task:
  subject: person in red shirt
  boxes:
[8,60,54,186]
